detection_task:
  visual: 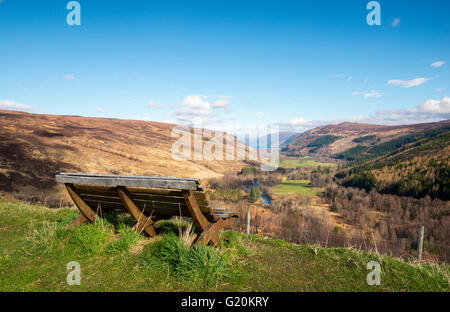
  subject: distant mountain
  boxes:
[283,120,450,158]
[0,110,254,204]
[248,131,299,148]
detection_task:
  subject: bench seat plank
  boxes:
[56,173,202,191]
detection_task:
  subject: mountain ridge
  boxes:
[284,119,450,158]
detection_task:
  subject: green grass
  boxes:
[272,180,321,196]
[0,196,448,292]
[279,158,337,169]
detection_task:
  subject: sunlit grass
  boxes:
[273,180,321,196]
[0,196,448,292]
[279,158,337,169]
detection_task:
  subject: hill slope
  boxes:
[284,120,450,159]
[0,110,254,204]
[336,125,450,200]
[281,120,450,200]
[0,197,448,292]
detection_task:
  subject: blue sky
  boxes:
[0,0,449,133]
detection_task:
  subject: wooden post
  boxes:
[417,225,424,261]
[247,206,251,235]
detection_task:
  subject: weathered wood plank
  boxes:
[78,192,209,206]
[74,185,208,202]
[79,194,210,210]
[57,175,198,190]
[60,172,201,183]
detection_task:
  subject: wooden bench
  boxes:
[56,172,237,246]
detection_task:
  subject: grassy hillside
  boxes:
[1,196,448,292]
[0,110,254,205]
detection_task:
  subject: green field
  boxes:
[272,180,321,196]
[279,158,336,169]
[0,196,448,292]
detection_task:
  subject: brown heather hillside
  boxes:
[285,120,450,158]
[0,110,255,204]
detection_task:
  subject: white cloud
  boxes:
[278,97,450,131]
[95,108,105,113]
[147,100,165,109]
[415,97,450,114]
[391,18,400,27]
[278,117,317,132]
[387,77,430,88]
[173,95,232,126]
[173,95,213,125]
[430,61,445,68]
[0,100,33,111]
[62,74,75,81]
[256,112,264,115]
[352,90,382,99]
[212,99,229,108]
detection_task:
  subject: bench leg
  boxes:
[196,219,229,247]
[65,183,99,224]
[70,214,88,227]
[183,190,210,232]
[117,186,157,237]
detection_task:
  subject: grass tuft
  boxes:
[69,219,114,254]
[142,233,229,289]
[108,223,144,253]
[24,221,67,255]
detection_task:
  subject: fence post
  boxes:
[417,225,424,261]
[247,206,251,235]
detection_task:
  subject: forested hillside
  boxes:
[335,125,450,200]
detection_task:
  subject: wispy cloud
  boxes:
[62,74,75,81]
[147,100,165,109]
[391,18,401,27]
[352,90,382,99]
[430,61,446,68]
[95,108,105,113]
[332,73,352,81]
[0,100,33,111]
[387,77,430,88]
